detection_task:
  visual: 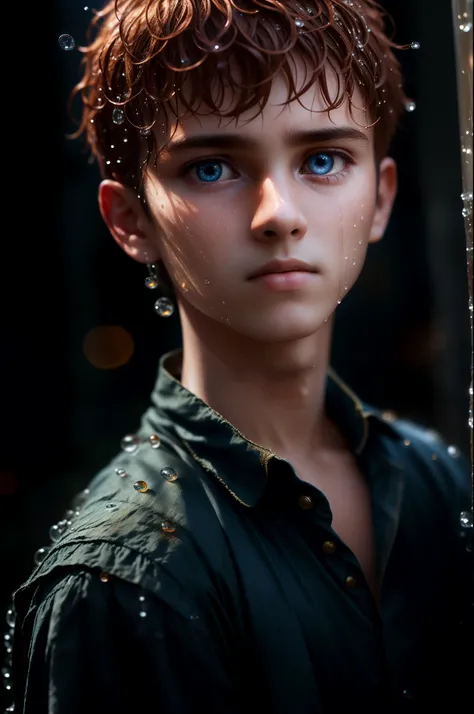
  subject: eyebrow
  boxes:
[163,127,369,154]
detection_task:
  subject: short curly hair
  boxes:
[70,0,409,196]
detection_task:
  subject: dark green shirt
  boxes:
[6,349,472,713]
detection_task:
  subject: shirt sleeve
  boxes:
[13,569,242,714]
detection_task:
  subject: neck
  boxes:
[178,302,343,462]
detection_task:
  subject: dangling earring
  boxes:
[144,260,175,318]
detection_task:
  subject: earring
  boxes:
[144,261,175,318]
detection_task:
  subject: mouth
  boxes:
[250,270,318,291]
[248,259,318,280]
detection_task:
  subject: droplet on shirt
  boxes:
[460,511,473,528]
[34,547,51,566]
[149,434,161,449]
[121,434,141,453]
[134,481,149,493]
[99,572,110,582]
[161,466,178,482]
[161,520,176,533]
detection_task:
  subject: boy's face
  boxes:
[102,61,397,344]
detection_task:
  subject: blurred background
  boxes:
[1,0,471,692]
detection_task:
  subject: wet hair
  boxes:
[71,0,409,194]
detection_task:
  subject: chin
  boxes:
[240,311,331,344]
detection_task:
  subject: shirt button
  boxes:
[345,575,358,588]
[322,540,336,554]
[298,495,314,510]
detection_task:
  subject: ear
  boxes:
[368,157,398,244]
[98,180,159,264]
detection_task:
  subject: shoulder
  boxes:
[15,436,229,619]
[371,408,471,518]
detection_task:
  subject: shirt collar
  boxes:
[144,348,400,507]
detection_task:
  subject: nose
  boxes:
[250,176,308,244]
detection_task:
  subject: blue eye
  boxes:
[193,160,223,183]
[306,153,336,175]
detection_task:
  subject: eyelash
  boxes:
[181,150,355,186]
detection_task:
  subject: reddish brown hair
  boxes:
[71,0,409,193]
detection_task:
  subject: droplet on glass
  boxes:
[112,108,125,125]
[121,434,141,453]
[462,207,471,218]
[410,41,420,49]
[161,520,176,533]
[99,572,110,582]
[149,434,161,449]
[5,610,15,629]
[460,22,472,32]
[133,480,149,493]
[460,511,473,528]
[144,276,159,289]
[161,466,178,482]
[154,297,175,317]
[34,547,51,566]
[405,100,416,112]
[461,191,473,201]
[58,34,75,51]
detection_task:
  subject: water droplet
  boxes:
[149,434,161,449]
[405,100,416,112]
[121,434,141,453]
[460,511,473,528]
[139,595,145,602]
[161,466,178,482]
[99,572,110,582]
[58,34,75,51]
[448,445,460,458]
[460,22,472,32]
[356,40,364,49]
[112,108,125,125]
[410,41,420,49]
[295,18,305,28]
[34,547,51,565]
[462,207,472,218]
[461,191,473,200]
[139,610,147,618]
[189,614,200,620]
[5,610,15,629]
[154,297,175,317]
[105,503,116,509]
[84,6,89,10]
[115,468,127,477]
[49,523,65,542]
[404,439,411,447]
[204,279,210,285]
[140,127,151,137]
[161,520,176,533]
[214,44,220,50]
[133,480,149,493]
[144,276,159,289]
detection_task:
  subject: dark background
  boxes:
[1,0,471,691]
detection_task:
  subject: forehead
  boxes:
[159,59,373,147]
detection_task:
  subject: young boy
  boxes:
[6,1,472,712]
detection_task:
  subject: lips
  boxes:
[249,259,316,280]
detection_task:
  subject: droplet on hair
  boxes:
[295,18,305,28]
[112,108,125,124]
[58,34,75,51]
[405,100,416,112]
